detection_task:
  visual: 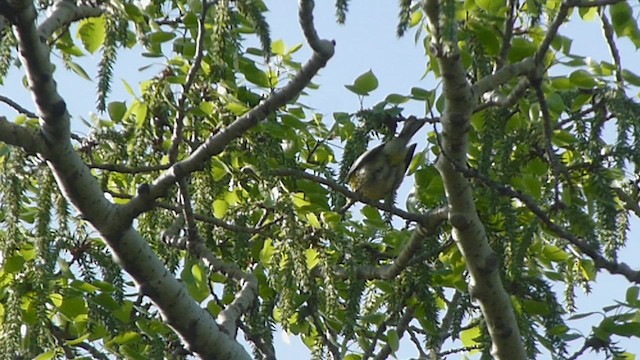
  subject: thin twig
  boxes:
[106,189,266,234]
[598,9,623,88]
[533,81,569,202]
[496,0,518,70]
[89,162,171,174]
[373,307,415,360]
[462,166,640,283]
[271,168,436,225]
[0,95,38,118]
[535,2,571,64]
[571,0,625,7]
[168,2,208,163]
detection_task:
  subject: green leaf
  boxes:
[107,101,127,123]
[211,158,230,181]
[579,6,598,21]
[476,0,504,13]
[384,93,409,104]
[148,31,176,44]
[552,130,577,147]
[77,16,106,54]
[292,192,311,208]
[569,70,597,88]
[305,212,321,229]
[259,239,275,266]
[344,355,362,360]
[345,70,378,95]
[579,259,597,281]
[239,58,270,88]
[610,322,640,337]
[386,329,399,352]
[132,102,148,129]
[543,244,569,262]
[213,199,228,218]
[609,2,633,36]
[67,61,91,81]
[33,351,56,360]
[65,333,91,346]
[305,248,319,270]
[112,331,141,345]
[508,38,536,62]
[121,79,136,97]
[461,326,481,350]
[272,39,285,56]
[522,299,551,315]
[226,101,249,115]
[4,255,25,273]
[59,296,88,319]
[622,69,640,86]
[410,87,431,100]
[626,286,639,304]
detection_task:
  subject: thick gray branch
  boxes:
[123,1,335,219]
[4,0,333,358]
[424,4,526,357]
[0,116,46,154]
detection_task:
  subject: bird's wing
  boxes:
[346,143,385,181]
[403,143,417,171]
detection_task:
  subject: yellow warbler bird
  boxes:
[342,116,425,211]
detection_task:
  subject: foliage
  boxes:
[1,0,640,359]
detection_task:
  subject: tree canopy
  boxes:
[1,0,640,359]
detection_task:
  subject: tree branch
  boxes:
[471,58,535,99]
[599,9,623,88]
[373,306,414,360]
[90,162,172,174]
[106,189,267,234]
[427,3,527,357]
[571,0,625,7]
[122,0,335,219]
[168,3,208,163]
[38,0,103,38]
[0,95,38,117]
[271,168,436,225]
[0,116,46,154]
[463,165,640,283]
[3,0,332,358]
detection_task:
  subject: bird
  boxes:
[341,116,425,213]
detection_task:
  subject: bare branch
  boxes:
[0,116,46,153]
[463,166,640,283]
[123,0,335,219]
[429,291,462,359]
[90,162,172,174]
[475,77,530,112]
[161,214,259,343]
[107,189,266,234]
[471,58,535,98]
[0,95,38,117]
[373,307,414,360]
[271,168,439,225]
[193,240,258,337]
[533,81,571,199]
[38,1,103,37]
[168,4,208,163]
[599,9,623,88]
[496,0,518,70]
[571,0,625,7]
[535,1,570,64]
[429,4,527,354]
[613,187,640,218]
[348,211,449,280]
